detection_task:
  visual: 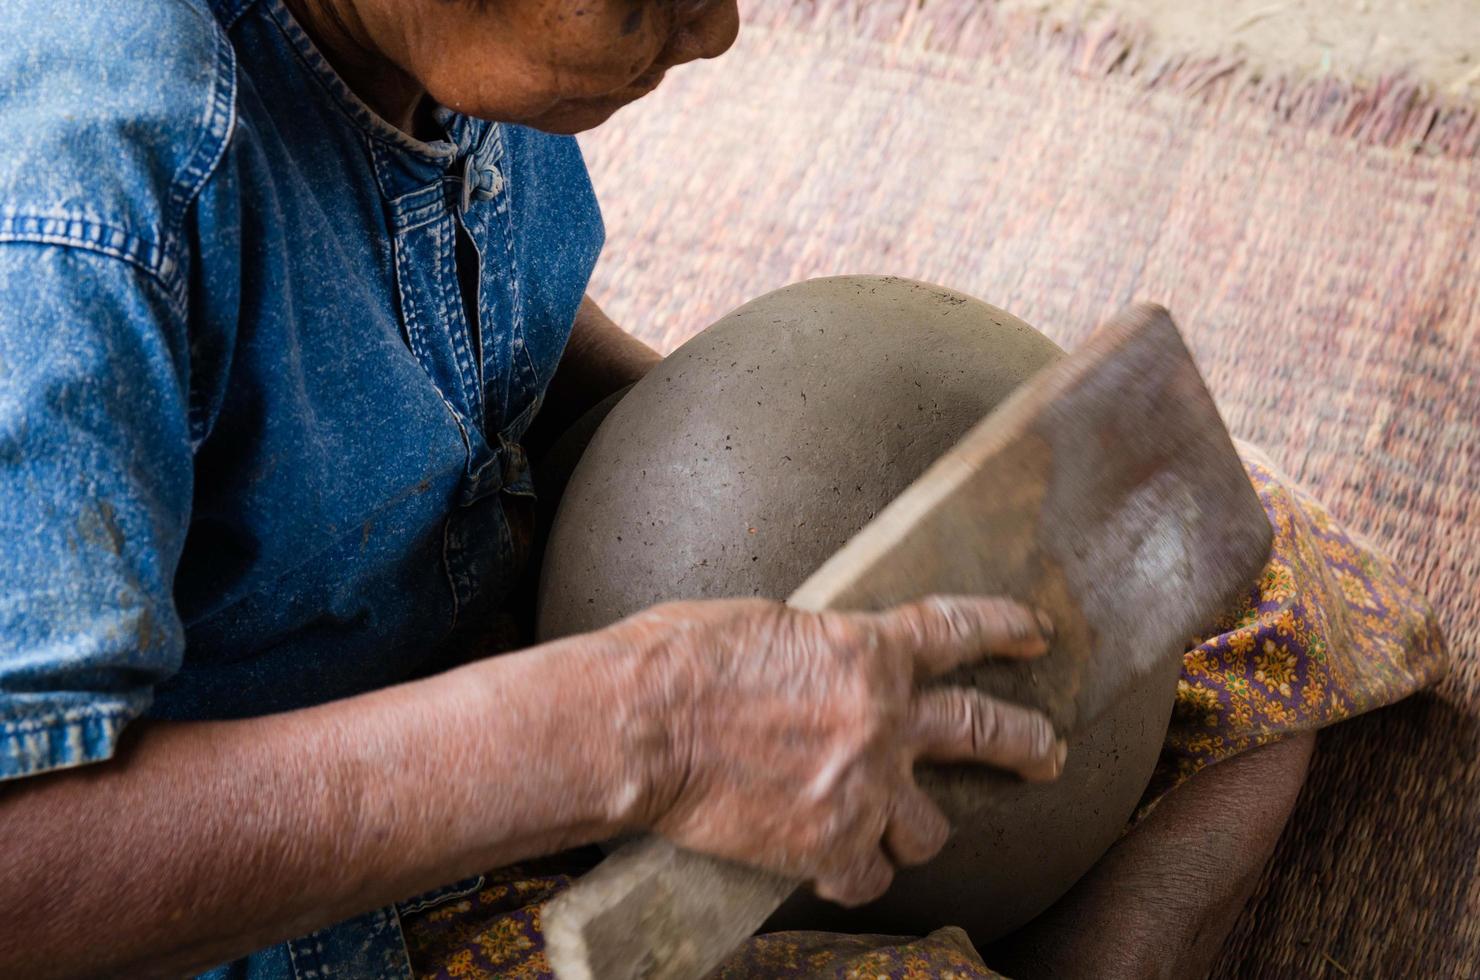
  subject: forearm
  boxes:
[988,732,1315,979]
[527,294,661,454]
[0,633,661,978]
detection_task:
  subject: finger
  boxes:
[883,778,951,866]
[856,596,1053,679]
[909,686,1067,781]
[813,847,894,907]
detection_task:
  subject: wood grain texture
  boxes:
[787,305,1272,732]
[543,306,1271,980]
[578,4,1480,975]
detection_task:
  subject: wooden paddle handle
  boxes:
[542,835,798,980]
[543,305,1269,980]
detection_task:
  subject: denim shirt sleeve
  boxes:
[0,244,194,781]
[0,0,229,780]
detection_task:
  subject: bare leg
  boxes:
[986,732,1315,980]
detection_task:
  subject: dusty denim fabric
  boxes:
[0,0,603,974]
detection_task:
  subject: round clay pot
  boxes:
[536,275,1179,943]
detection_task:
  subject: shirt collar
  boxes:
[259,0,465,167]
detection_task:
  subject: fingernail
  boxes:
[1035,609,1055,642]
[1054,739,1069,775]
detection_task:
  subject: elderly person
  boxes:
[0,0,1443,978]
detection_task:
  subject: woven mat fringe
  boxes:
[743,0,1480,159]
[579,5,1480,968]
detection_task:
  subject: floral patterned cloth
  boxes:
[401,858,1007,980]
[401,859,585,980]
[1142,444,1447,808]
[402,448,1446,980]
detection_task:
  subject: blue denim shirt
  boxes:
[0,0,603,974]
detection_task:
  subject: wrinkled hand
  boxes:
[611,596,1065,906]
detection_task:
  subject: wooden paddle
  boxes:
[543,304,1273,980]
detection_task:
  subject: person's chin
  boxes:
[522,101,621,135]
[528,72,669,135]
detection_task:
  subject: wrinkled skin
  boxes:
[0,3,1302,975]
[0,591,1062,977]
[623,596,1065,905]
[284,0,741,134]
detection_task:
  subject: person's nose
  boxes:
[663,0,740,66]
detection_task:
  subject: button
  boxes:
[459,157,504,211]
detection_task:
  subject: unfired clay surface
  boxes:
[537,276,1177,941]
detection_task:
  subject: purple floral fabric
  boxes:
[403,448,1446,978]
[1142,445,1447,807]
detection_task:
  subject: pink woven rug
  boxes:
[579,2,1479,976]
